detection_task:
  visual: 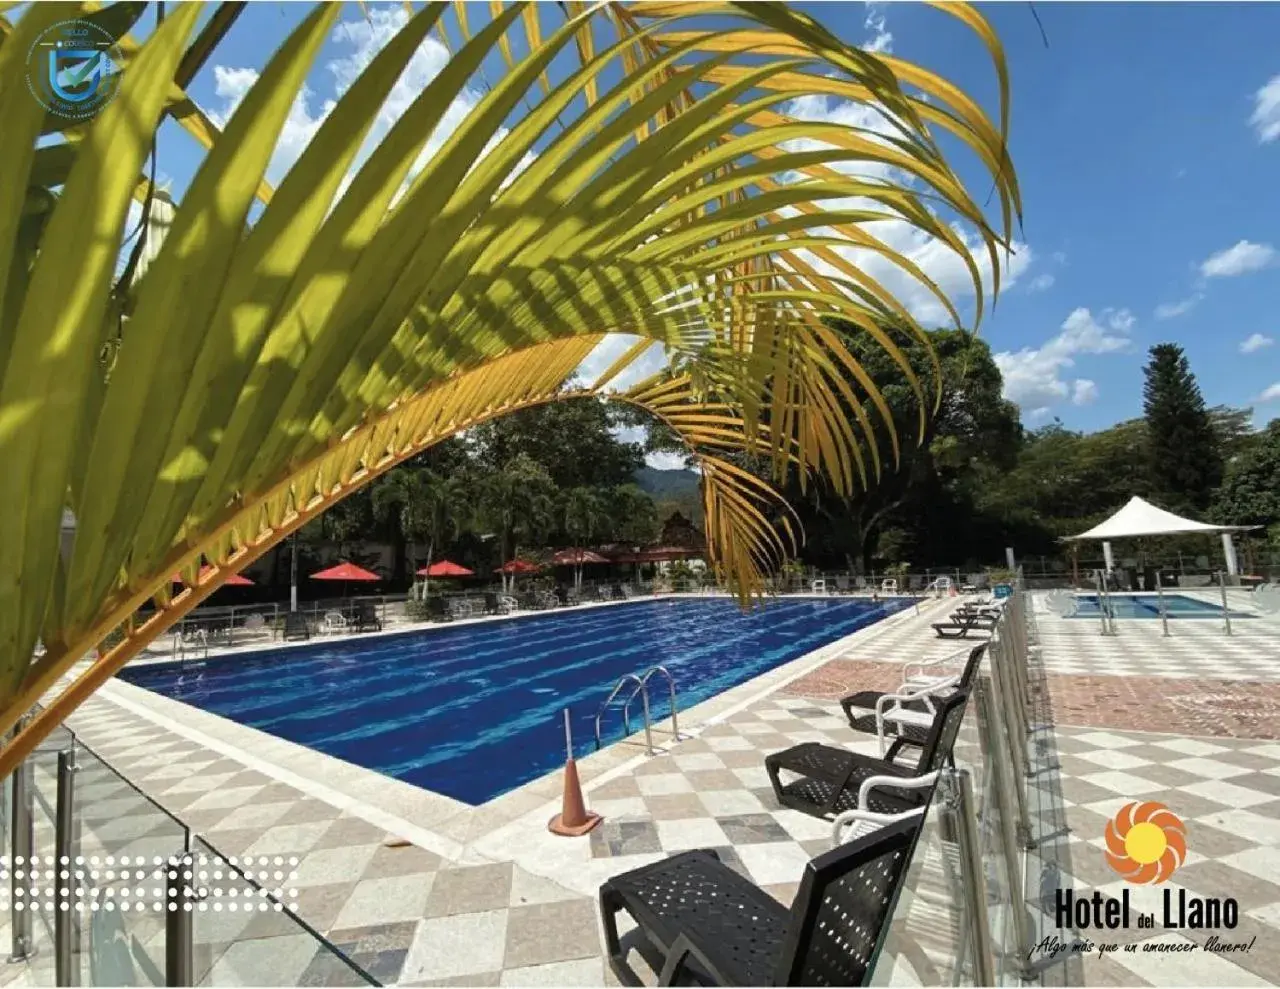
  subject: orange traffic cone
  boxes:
[548,710,603,837]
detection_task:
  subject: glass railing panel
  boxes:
[22,732,70,986]
[869,663,991,985]
[191,835,375,987]
[69,737,190,987]
[870,600,1040,987]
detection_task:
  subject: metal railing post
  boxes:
[945,768,996,987]
[8,718,34,965]
[165,845,195,987]
[1093,571,1109,636]
[976,684,1035,973]
[55,747,78,986]
[1155,570,1170,637]
[1218,571,1233,636]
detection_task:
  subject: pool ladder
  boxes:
[593,665,682,756]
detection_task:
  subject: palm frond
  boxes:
[0,1,1019,773]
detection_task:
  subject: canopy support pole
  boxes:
[1221,532,1239,577]
[1102,541,1114,574]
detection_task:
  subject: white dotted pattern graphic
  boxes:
[0,855,300,912]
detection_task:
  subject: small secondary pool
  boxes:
[1070,593,1250,620]
[121,597,912,805]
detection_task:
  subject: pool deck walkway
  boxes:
[10,591,1280,987]
[12,595,959,986]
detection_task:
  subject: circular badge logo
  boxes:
[26,18,123,122]
[1104,801,1187,885]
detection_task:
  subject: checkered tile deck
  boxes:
[1029,727,1280,988]
[1035,608,1280,680]
[5,592,1278,986]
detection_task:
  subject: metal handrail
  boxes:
[635,665,681,743]
[594,673,652,754]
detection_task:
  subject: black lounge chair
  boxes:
[839,644,986,747]
[766,689,969,820]
[932,610,998,638]
[282,612,310,641]
[600,816,921,987]
[354,601,382,632]
[579,584,602,602]
[610,583,627,601]
[483,592,510,616]
[553,586,574,606]
[426,596,453,622]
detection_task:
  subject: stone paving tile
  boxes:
[30,595,1280,987]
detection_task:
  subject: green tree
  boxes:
[607,484,661,546]
[470,398,644,490]
[476,454,557,591]
[560,487,606,588]
[812,325,1023,570]
[1212,420,1280,530]
[1142,343,1223,512]
[370,468,425,584]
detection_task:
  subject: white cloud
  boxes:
[1072,379,1099,406]
[994,307,1133,412]
[573,335,669,394]
[209,7,523,195]
[1249,73,1280,143]
[1259,382,1280,403]
[1027,273,1054,293]
[1199,240,1277,278]
[1154,294,1202,320]
[864,3,893,53]
[777,94,1034,326]
[1104,307,1135,332]
[1240,333,1275,354]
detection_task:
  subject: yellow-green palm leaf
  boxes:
[0,0,1020,774]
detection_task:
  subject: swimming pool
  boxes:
[120,596,912,805]
[1070,593,1249,619]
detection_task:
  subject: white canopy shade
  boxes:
[1063,496,1257,541]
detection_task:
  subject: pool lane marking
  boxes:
[97,678,467,862]
[574,598,947,798]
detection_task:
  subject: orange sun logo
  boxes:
[1105,801,1187,884]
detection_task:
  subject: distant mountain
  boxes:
[633,466,700,499]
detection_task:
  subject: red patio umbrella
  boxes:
[312,562,381,582]
[549,548,609,566]
[418,560,473,577]
[494,558,540,594]
[549,549,609,590]
[417,559,472,596]
[311,562,380,604]
[494,559,540,574]
[172,566,254,587]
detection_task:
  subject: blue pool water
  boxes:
[1070,593,1249,619]
[120,597,912,805]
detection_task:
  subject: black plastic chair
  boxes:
[766,689,969,820]
[426,596,453,622]
[282,612,310,641]
[610,583,627,601]
[354,601,382,632]
[600,816,921,986]
[932,611,997,638]
[483,592,508,616]
[839,644,986,746]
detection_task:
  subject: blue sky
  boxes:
[132,2,1280,438]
